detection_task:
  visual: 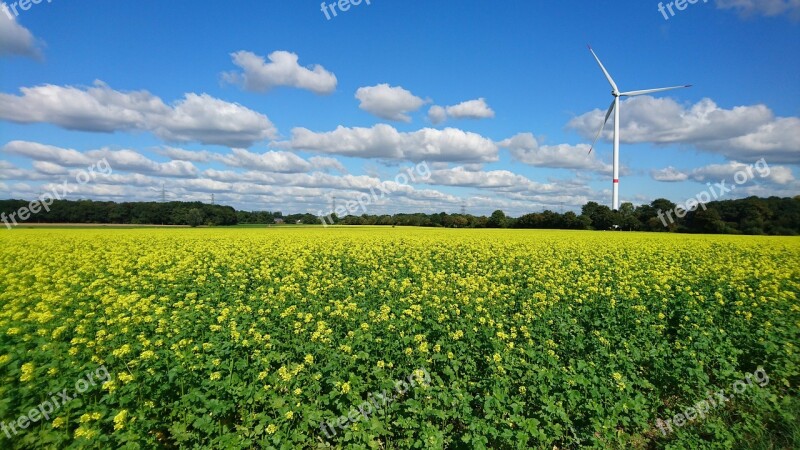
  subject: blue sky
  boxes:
[1,0,798,216]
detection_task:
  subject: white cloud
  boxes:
[0,10,40,58]
[427,166,553,191]
[499,132,613,174]
[2,141,199,178]
[715,0,800,20]
[87,148,199,178]
[688,160,795,185]
[3,141,94,166]
[355,84,426,122]
[222,50,337,95]
[651,166,688,182]
[568,97,800,164]
[446,98,495,120]
[0,81,277,147]
[309,156,347,173]
[280,124,499,163]
[155,147,215,163]
[31,161,68,175]
[427,105,447,124]
[215,148,313,173]
[423,167,594,209]
[428,98,495,124]
[152,93,277,146]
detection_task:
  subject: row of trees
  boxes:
[1,196,798,234]
[0,200,237,227]
[319,196,800,235]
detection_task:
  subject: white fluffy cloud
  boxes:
[651,166,689,182]
[716,0,800,20]
[155,147,215,163]
[0,11,40,58]
[688,161,795,185]
[223,50,337,95]
[309,156,347,173]
[499,133,613,174]
[0,81,277,147]
[281,124,499,163]
[423,166,594,208]
[3,141,94,166]
[427,105,448,124]
[568,97,800,164]
[446,98,495,119]
[2,141,200,177]
[355,84,426,122]
[428,98,495,124]
[215,148,313,173]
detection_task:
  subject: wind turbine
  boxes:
[587,45,691,210]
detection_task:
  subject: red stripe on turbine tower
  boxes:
[613,179,619,183]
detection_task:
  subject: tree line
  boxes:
[0,200,237,227]
[1,196,798,235]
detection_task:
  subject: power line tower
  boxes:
[161,183,166,203]
[211,193,215,205]
[332,195,337,214]
[460,202,467,216]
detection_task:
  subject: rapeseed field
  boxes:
[1,228,798,449]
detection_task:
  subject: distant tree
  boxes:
[487,210,507,228]
[618,202,639,231]
[690,208,726,234]
[581,202,616,230]
[187,208,204,227]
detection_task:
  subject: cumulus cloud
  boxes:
[688,160,795,185]
[446,98,495,119]
[427,105,448,124]
[0,11,41,58]
[428,98,495,124]
[222,50,337,95]
[2,141,200,177]
[651,166,689,182]
[499,132,613,174]
[3,140,94,166]
[427,166,554,191]
[568,97,800,164]
[155,147,215,163]
[715,0,800,20]
[280,124,499,163]
[87,148,199,178]
[355,84,427,122]
[423,167,594,209]
[309,156,347,173]
[32,161,68,176]
[0,81,277,147]
[215,148,313,173]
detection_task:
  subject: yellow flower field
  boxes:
[0,228,798,449]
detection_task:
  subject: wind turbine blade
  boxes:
[588,45,619,94]
[620,85,692,97]
[589,100,616,154]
